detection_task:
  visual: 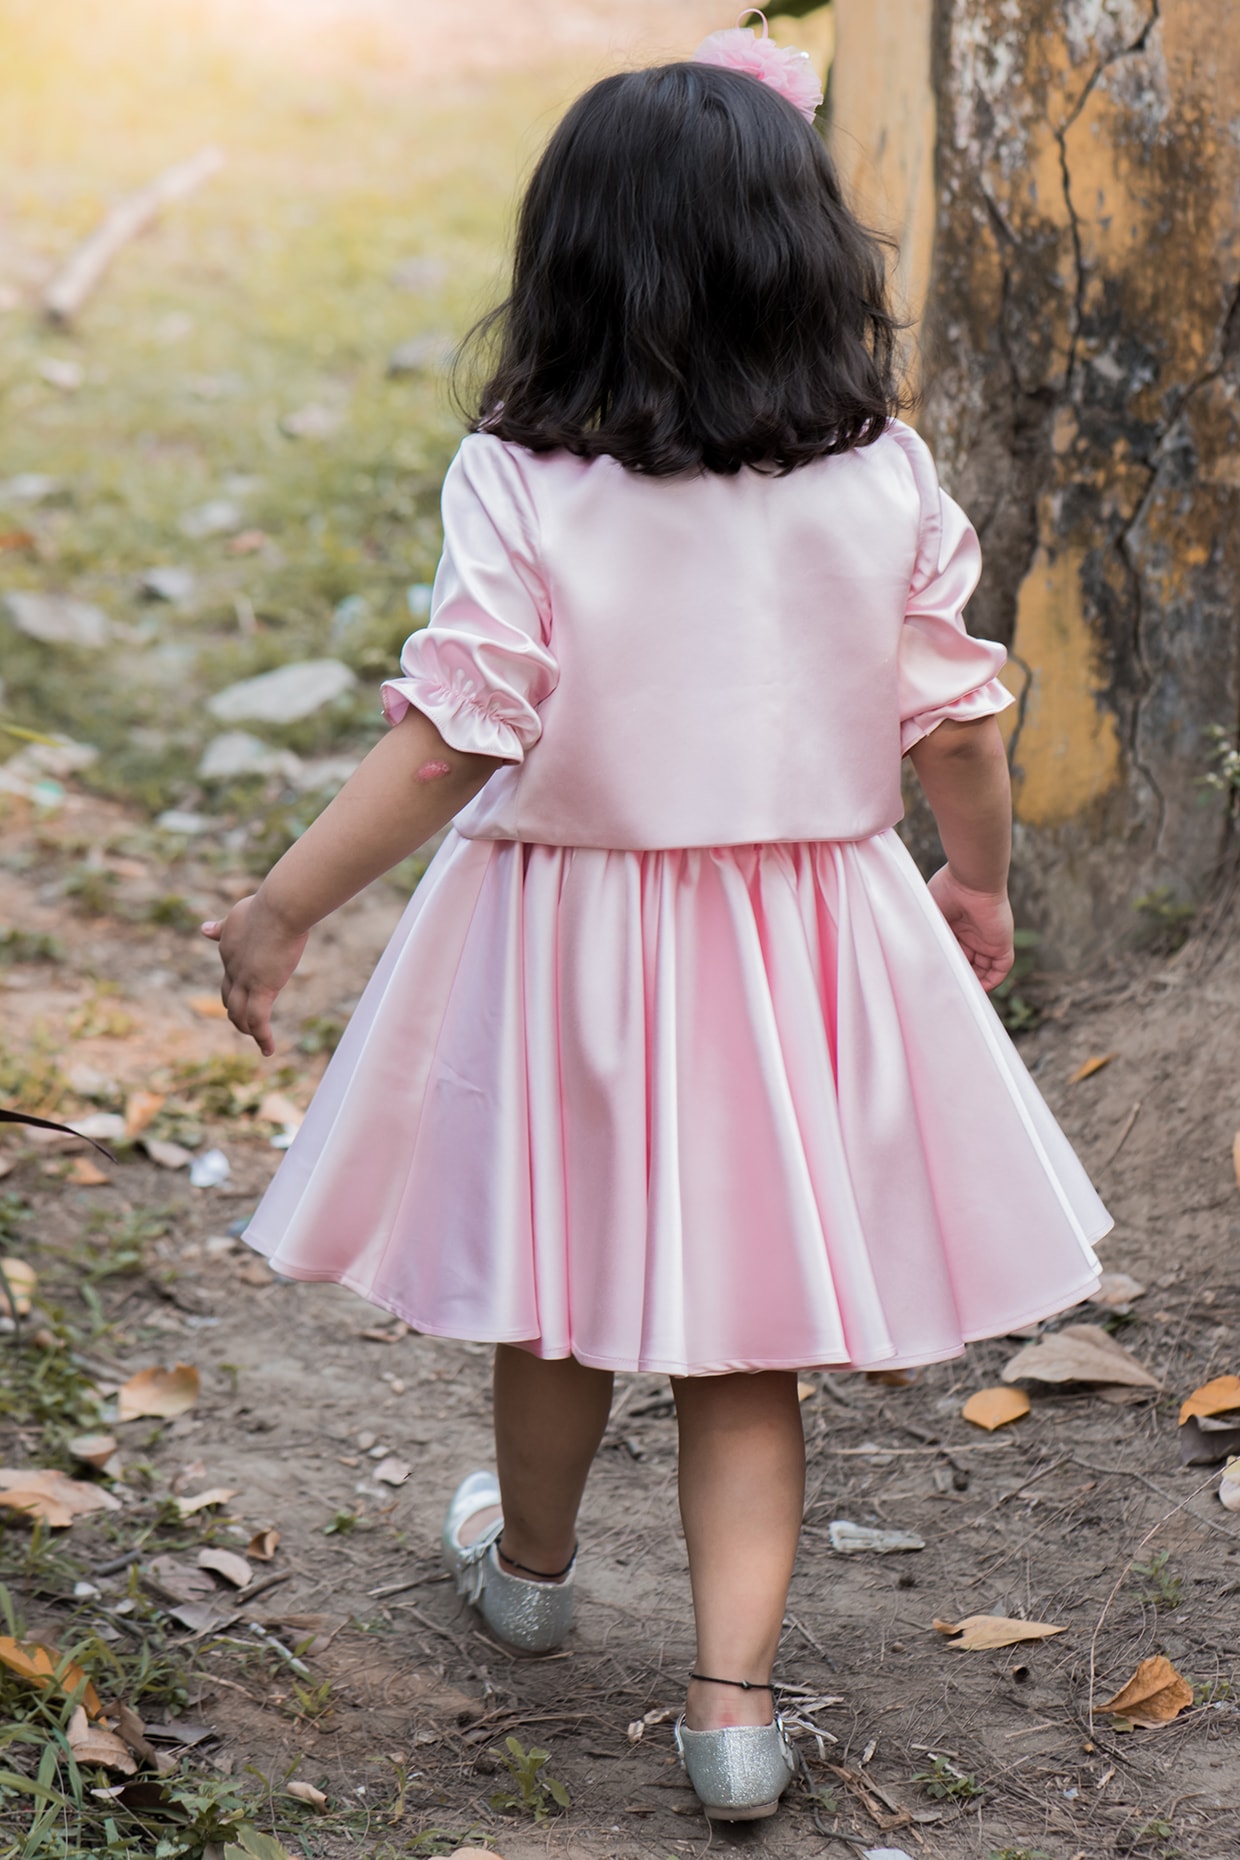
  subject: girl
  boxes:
[205,16,1109,1824]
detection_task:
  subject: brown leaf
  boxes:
[117,1363,200,1422]
[0,1467,121,1526]
[188,994,229,1020]
[197,1547,252,1588]
[237,1258,274,1287]
[961,1386,1031,1431]
[0,1637,102,1715]
[1001,1324,1159,1389]
[0,1257,36,1317]
[106,1700,176,1773]
[124,1091,165,1137]
[67,1705,137,1774]
[247,1527,280,1562]
[865,1366,920,1386]
[1179,1374,1240,1426]
[258,1092,303,1131]
[933,1614,1067,1650]
[285,1780,328,1810]
[173,1486,236,1519]
[143,1555,218,1604]
[66,1157,111,1187]
[1088,1272,1147,1310]
[68,1433,118,1469]
[1098,1654,1193,1726]
[1071,1052,1116,1083]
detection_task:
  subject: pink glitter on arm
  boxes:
[416,758,453,783]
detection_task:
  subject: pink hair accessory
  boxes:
[692,9,823,123]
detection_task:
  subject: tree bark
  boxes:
[831,1,1240,959]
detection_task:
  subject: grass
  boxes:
[0,0,572,839]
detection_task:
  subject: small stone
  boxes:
[179,498,244,540]
[140,566,196,603]
[280,402,342,440]
[37,356,85,391]
[5,735,99,780]
[197,731,302,783]
[189,1148,231,1189]
[290,754,360,795]
[406,583,433,619]
[155,809,212,836]
[4,591,111,648]
[207,659,357,726]
[827,1521,925,1555]
[0,473,61,503]
[387,334,454,377]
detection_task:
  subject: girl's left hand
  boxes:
[201,894,308,1057]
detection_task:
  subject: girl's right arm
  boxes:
[907,714,1014,991]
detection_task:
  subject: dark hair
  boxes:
[457,61,903,476]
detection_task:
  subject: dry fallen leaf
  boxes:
[796,1379,816,1402]
[67,1704,137,1774]
[961,1386,1031,1431]
[1098,1654,1193,1727]
[66,1157,111,1187]
[124,1091,165,1137]
[1002,1324,1159,1389]
[68,1433,118,1469]
[1088,1272,1147,1309]
[1219,1461,1240,1512]
[0,1637,102,1715]
[107,1700,177,1775]
[237,1257,275,1287]
[173,1487,236,1520]
[198,1547,252,1589]
[247,1527,280,1561]
[188,994,229,1020]
[286,1781,328,1810]
[372,1456,412,1487]
[258,1092,303,1130]
[0,1467,121,1527]
[1179,1374,1240,1426]
[0,1257,36,1318]
[143,1555,218,1605]
[865,1366,920,1386]
[933,1614,1067,1651]
[1071,1052,1117,1083]
[117,1363,200,1422]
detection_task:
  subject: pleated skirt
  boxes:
[244,829,1108,1374]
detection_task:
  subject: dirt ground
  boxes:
[3,787,1240,1860]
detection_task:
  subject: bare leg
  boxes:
[672,1371,805,1730]
[459,1346,614,1577]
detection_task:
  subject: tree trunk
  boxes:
[830,0,1240,960]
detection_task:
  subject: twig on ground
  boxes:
[43,147,225,323]
[1102,1098,1142,1166]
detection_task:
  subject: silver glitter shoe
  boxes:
[674,1715,799,1821]
[441,1470,575,1655]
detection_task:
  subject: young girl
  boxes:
[205,16,1109,1824]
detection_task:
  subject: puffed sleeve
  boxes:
[894,427,1014,754]
[381,436,559,762]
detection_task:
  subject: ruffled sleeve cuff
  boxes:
[900,674,1014,755]
[380,626,554,763]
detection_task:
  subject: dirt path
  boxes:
[3,791,1240,1860]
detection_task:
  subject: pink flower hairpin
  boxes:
[692,9,824,123]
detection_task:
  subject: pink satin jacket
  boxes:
[381,422,1012,849]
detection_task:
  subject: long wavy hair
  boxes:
[456,60,903,476]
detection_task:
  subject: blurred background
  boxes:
[0,0,830,868]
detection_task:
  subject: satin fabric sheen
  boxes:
[246,831,1107,1374]
[244,425,1108,1372]
[380,423,1015,848]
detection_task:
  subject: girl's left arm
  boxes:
[202,709,499,1055]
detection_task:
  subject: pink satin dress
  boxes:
[244,423,1108,1374]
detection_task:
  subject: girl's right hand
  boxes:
[201,893,309,1057]
[927,866,1014,992]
